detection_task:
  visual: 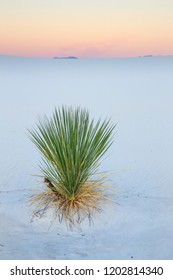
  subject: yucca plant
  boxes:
[29,107,115,226]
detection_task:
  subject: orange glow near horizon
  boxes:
[0,1,173,58]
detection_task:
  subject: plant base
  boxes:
[29,180,110,228]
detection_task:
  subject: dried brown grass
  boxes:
[29,178,111,227]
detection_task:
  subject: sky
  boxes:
[0,0,173,58]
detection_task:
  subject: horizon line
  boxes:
[1,53,173,59]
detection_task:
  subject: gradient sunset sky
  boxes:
[1,0,173,58]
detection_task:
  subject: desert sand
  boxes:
[0,55,173,259]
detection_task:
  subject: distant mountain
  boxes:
[143,55,153,57]
[53,56,78,59]
[138,55,153,58]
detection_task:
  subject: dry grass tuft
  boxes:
[29,177,111,227]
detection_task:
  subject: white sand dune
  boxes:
[0,55,173,259]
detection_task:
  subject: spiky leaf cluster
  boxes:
[29,107,115,199]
